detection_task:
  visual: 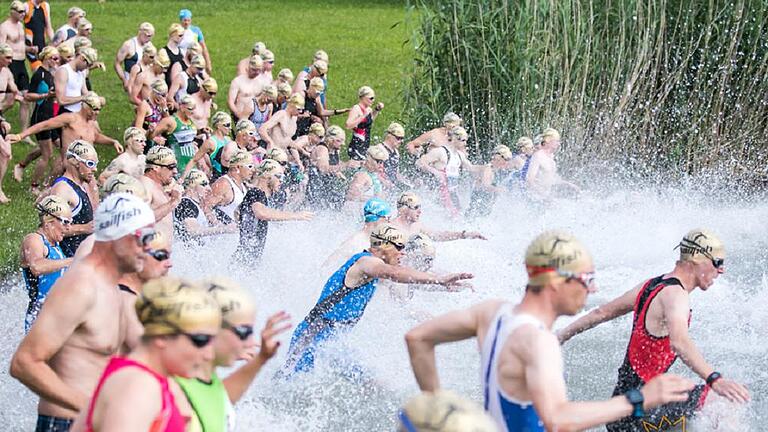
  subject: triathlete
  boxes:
[257,49,275,87]
[405,230,695,432]
[406,112,462,157]
[292,56,327,97]
[51,6,84,46]
[22,0,54,70]
[322,197,393,272]
[190,76,217,131]
[182,111,233,181]
[525,128,580,200]
[228,54,264,122]
[98,127,147,182]
[276,67,293,86]
[178,8,211,74]
[1,1,32,133]
[114,22,155,90]
[149,94,197,174]
[306,125,353,210]
[174,169,235,244]
[140,146,182,239]
[558,229,750,431]
[130,49,169,107]
[295,77,348,138]
[391,191,485,242]
[11,192,155,432]
[343,144,388,210]
[203,149,253,225]
[259,93,304,151]
[380,122,412,190]
[416,126,476,216]
[169,53,204,104]
[134,79,170,145]
[465,144,512,219]
[52,45,92,115]
[345,85,383,160]
[283,224,473,376]
[234,40,266,77]
[398,390,497,432]
[124,43,157,105]
[20,195,72,332]
[248,83,276,147]
[160,23,185,87]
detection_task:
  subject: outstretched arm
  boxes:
[557,284,640,343]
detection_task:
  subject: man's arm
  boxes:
[129,73,146,106]
[22,235,73,275]
[54,68,84,106]
[93,131,123,153]
[421,225,485,242]
[200,40,212,75]
[251,201,312,221]
[226,79,241,118]
[360,257,472,286]
[43,3,54,41]
[557,284,640,343]
[113,40,130,86]
[416,147,445,177]
[406,129,434,156]
[257,112,280,148]
[525,153,542,189]
[10,271,95,411]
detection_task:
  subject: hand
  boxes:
[47,88,56,98]
[294,210,314,221]
[29,46,39,55]
[83,221,95,233]
[257,311,292,361]
[463,231,486,240]
[712,378,750,403]
[112,142,124,153]
[445,281,474,293]
[439,272,474,286]
[375,102,384,112]
[640,374,695,409]
[152,136,166,146]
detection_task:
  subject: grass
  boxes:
[0,0,409,274]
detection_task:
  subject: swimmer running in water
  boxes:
[524,128,579,201]
[391,191,486,241]
[283,224,473,376]
[405,230,695,431]
[323,197,394,271]
[558,229,750,431]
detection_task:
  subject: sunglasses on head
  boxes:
[223,322,254,341]
[67,151,98,169]
[148,248,170,261]
[557,269,596,291]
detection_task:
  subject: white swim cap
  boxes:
[94,193,155,242]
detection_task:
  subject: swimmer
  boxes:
[323,197,394,271]
[306,125,355,210]
[11,193,155,431]
[1,3,32,134]
[406,111,462,157]
[391,191,486,241]
[148,94,198,174]
[276,67,293,86]
[160,23,185,87]
[203,149,253,225]
[74,276,221,431]
[380,122,413,190]
[289,121,324,172]
[140,146,182,239]
[283,224,473,375]
[175,278,291,431]
[134,78,170,141]
[189,76,217,131]
[169,53,204,104]
[228,54,265,121]
[398,390,497,432]
[343,144,389,209]
[525,128,580,200]
[174,169,236,244]
[465,145,513,219]
[114,22,155,89]
[405,230,695,431]
[98,127,147,183]
[20,195,73,332]
[558,229,750,431]
[178,8,211,74]
[234,40,266,77]
[51,7,85,47]
[259,93,304,151]
[130,49,170,107]
[247,83,276,147]
[293,56,327,98]
[345,86,383,160]
[182,111,233,181]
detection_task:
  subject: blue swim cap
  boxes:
[179,9,192,19]
[363,198,392,222]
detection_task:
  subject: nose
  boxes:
[201,341,215,362]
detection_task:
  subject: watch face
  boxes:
[627,389,644,404]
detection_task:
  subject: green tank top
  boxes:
[175,373,232,432]
[362,169,382,198]
[166,115,197,173]
[209,135,229,174]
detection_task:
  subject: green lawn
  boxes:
[0,0,409,274]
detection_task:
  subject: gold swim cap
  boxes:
[249,54,264,70]
[278,68,294,83]
[251,41,266,55]
[0,43,11,57]
[201,277,256,323]
[36,195,73,222]
[399,390,497,432]
[82,92,103,111]
[67,6,85,18]
[677,229,725,265]
[102,173,148,201]
[358,86,374,99]
[235,119,256,135]
[156,49,171,68]
[186,42,202,56]
[370,224,406,250]
[256,159,284,178]
[183,169,209,189]
[202,76,218,93]
[442,112,462,127]
[139,22,155,35]
[168,23,184,37]
[261,49,275,63]
[492,144,513,161]
[229,149,252,168]
[266,147,288,163]
[77,18,92,31]
[150,78,168,95]
[314,49,329,63]
[325,125,345,141]
[405,234,436,257]
[313,59,328,75]
[146,146,176,167]
[276,82,292,98]
[67,140,97,160]
[367,144,388,162]
[387,122,405,139]
[123,126,145,143]
[211,111,231,128]
[308,122,325,137]
[78,46,97,63]
[179,94,196,110]
[397,191,421,209]
[39,46,59,62]
[147,228,169,251]
[288,93,305,109]
[190,54,206,69]
[525,230,593,286]
[541,128,561,142]
[57,44,74,58]
[136,276,222,337]
[309,77,325,92]
[448,126,468,141]
[516,136,534,152]
[142,42,157,56]
[261,84,278,100]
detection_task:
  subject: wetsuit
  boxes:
[123,37,142,80]
[10,59,30,91]
[466,168,507,219]
[86,357,186,432]
[208,136,229,181]
[24,0,49,69]
[175,373,234,432]
[347,105,373,160]
[306,144,344,210]
[232,187,269,264]
[174,70,201,103]
[29,65,58,141]
[481,303,546,431]
[22,233,66,332]
[294,90,319,138]
[162,45,185,87]
[53,177,93,257]
[283,251,378,375]
[606,275,710,432]
[165,115,197,174]
[173,196,209,244]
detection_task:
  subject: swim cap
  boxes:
[179,9,192,19]
[168,23,185,37]
[261,84,277,100]
[278,68,294,83]
[492,144,512,160]
[150,78,168,95]
[541,128,560,142]
[313,59,328,75]
[448,126,468,141]
[358,86,374,99]
[9,1,22,11]
[79,47,98,64]
[124,126,145,143]
[235,119,256,135]
[211,111,231,128]
[309,77,325,92]
[255,159,284,178]
[179,94,196,110]
[325,125,345,141]
[139,22,154,35]
[77,18,92,31]
[183,169,209,189]
[398,390,497,432]
[367,144,388,162]
[442,112,462,127]
[524,230,593,286]
[370,224,406,250]
[261,49,275,63]
[190,54,206,69]
[0,44,11,57]
[185,42,202,57]
[252,41,266,55]
[82,92,103,111]
[36,195,72,222]
[363,197,393,223]
[146,146,176,167]
[147,229,169,251]
[229,149,252,168]
[57,43,74,57]
[201,277,256,323]
[93,193,155,242]
[68,6,85,18]
[202,77,218,93]
[308,122,325,137]
[397,191,421,209]
[142,43,157,56]
[137,276,222,337]
[405,234,436,257]
[67,140,97,161]
[155,49,171,68]
[249,54,264,70]
[265,147,288,163]
[516,136,534,152]
[677,229,725,265]
[314,49,329,63]
[387,122,405,139]
[288,93,305,109]
[102,173,148,202]
[276,82,292,98]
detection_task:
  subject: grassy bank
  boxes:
[0,0,409,274]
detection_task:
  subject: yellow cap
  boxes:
[307,77,325,93]
[229,149,252,168]
[251,41,266,55]
[39,46,59,62]
[79,47,98,64]
[370,224,406,250]
[211,111,231,128]
[168,23,185,37]
[10,1,23,11]
[516,136,534,152]
[146,145,176,166]
[358,86,374,99]
[314,49,329,63]
[0,43,11,57]
[266,147,288,163]
[150,79,168,96]
[201,277,256,323]
[102,173,148,201]
[492,144,513,160]
[57,44,74,57]
[178,94,196,110]
[397,191,421,209]
[190,54,206,69]
[261,49,274,63]
[183,169,209,189]
[288,93,305,109]
[82,92,103,111]
[235,119,256,135]
[67,140,97,160]
[276,82,292,98]
[278,68,294,83]
[367,144,388,162]
[156,49,171,68]
[256,159,284,178]
[448,126,468,141]
[202,76,218,93]
[399,390,497,432]
[123,126,145,143]
[387,122,405,139]
[405,234,435,257]
[442,112,462,127]
[261,84,277,100]
[525,230,593,286]
[325,124,345,141]
[313,59,328,75]
[36,195,73,221]
[249,54,264,70]
[73,37,92,53]
[136,276,222,336]
[542,128,561,142]
[67,6,85,18]
[142,42,157,56]
[677,229,725,264]
[308,122,325,137]
[77,18,92,31]
[139,22,155,35]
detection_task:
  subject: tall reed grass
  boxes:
[404,0,768,184]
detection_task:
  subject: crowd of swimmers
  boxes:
[0,3,751,431]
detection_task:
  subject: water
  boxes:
[0,181,766,431]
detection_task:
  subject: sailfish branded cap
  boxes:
[524,230,593,286]
[93,193,155,242]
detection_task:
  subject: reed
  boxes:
[404,0,768,183]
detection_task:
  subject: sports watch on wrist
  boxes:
[706,371,722,386]
[625,389,645,418]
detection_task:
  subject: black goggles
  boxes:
[223,322,255,341]
[148,249,170,261]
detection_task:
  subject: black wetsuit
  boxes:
[295,88,320,138]
[347,110,373,160]
[465,169,507,219]
[53,177,93,257]
[306,144,343,210]
[163,45,185,86]
[29,66,58,141]
[24,1,48,65]
[232,188,269,264]
[173,197,206,244]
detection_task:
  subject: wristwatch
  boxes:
[625,389,645,418]
[706,371,722,386]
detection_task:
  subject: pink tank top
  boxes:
[86,356,186,432]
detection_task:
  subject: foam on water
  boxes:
[0,182,766,431]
